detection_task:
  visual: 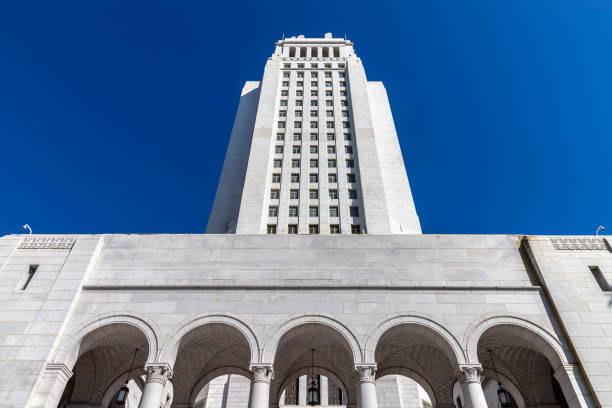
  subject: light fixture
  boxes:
[116,348,138,405]
[487,349,517,408]
[307,349,320,406]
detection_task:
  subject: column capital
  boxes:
[355,364,377,384]
[144,363,173,386]
[250,364,274,384]
[44,363,73,384]
[457,364,483,384]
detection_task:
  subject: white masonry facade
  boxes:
[1,34,612,408]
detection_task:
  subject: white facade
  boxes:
[0,34,611,408]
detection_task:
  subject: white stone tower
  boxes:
[207,33,421,235]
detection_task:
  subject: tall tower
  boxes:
[207,33,421,235]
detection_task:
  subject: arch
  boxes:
[376,367,437,408]
[261,314,362,364]
[160,313,260,367]
[275,366,350,405]
[465,315,570,369]
[364,314,466,365]
[189,366,252,407]
[51,313,159,370]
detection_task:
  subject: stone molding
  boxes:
[45,363,73,384]
[144,364,172,385]
[250,364,273,384]
[355,365,377,384]
[551,238,608,251]
[18,236,75,250]
[458,365,482,384]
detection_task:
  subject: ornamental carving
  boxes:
[18,237,75,250]
[458,365,482,384]
[355,365,377,383]
[145,365,172,385]
[551,238,608,251]
[251,365,273,383]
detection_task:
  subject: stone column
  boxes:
[298,375,307,405]
[356,365,377,408]
[248,365,273,408]
[553,364,594,408]
[458,365,487,408]
[320,375,329,406]
[138,364,172,408]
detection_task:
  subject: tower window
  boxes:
[325,81,332,87]
[278,122,286,129]
[291,174,300,183]
[311,100,318,107]
[267,225,277,234]
[269,207,278,217]
[309,225,319,234]
[351,224,361,234]
[288,225,298,234]
[326,101,333,107]
[296,100,303,106]
[289,207,298,217]
[283,72,290,78]
[328,174,337,183]
[311,121,318,128]
[327,134,335,141]
[343,121,350,128]
[329,190,338,199]
[293,146,301,154]
[290,189,299,199]
[294,122,302,129]
[297,81,304,87]
[310,189,319,199]
[273,160,282,168]
[296,90,303,96]
[327,146,336,154]
[346,159,355,168]
[328,160,336,168]
[280,100,287,106]
[17,264,39,290]
[311,111,318,117]
[276,133,285,141]
[326,111,334,117]
[311,90,318,96]
[344,146,352,154]
[270,190,279,199]
[310,174,319,183]
[293,133,302,141]
[292,159,300,168]
[347,174,356,183]
[344,133,352,141]
[310,145,318,154]
[326,91,332,96]
[350,206,360,217]
[309,207,319,217]
[275,146,283,154]
[329,207,339,217]
[310,133,318,141]
[272,174,281,183]
[326,122,334,129]
[330,225,340,234]
[297,72,304,78]
[348,189,357,199]
[310,159,318,168]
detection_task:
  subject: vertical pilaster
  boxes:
[321,375,329,406]
[457,365,487,408]
[298,375,308,405]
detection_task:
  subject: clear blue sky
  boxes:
[1,1,610,235]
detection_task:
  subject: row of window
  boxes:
[276,133,352,141]
[284,71,345,79]
[272,173,357,183]
[269,206,360,218]
[273,159,355,168]
[282,81,346,88]
[279,121,350,129]
[275,145,353,154]
[281,90,347,97]
[270,189,358,200]
[283,62,345,69]
[279,110,349,117]
[281,100,348,107]
[267,224,361,234]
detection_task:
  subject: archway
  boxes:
[271,323,359,407]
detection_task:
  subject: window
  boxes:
[288,225,298,234]
[346,159,355,168]
[309,224,319,234]
[278,122,286,129]
[311,90,318,96]
[326,100,333,106]
[339,72,345,78]
[273,159,282,168]
[326,122,334,129]
[269,206,278,217]
[329,189,338,199]
[311,81,318,87]
[298,63,304,68]
[307,121,316,129]
[326,110,334,117]
[344,133,352,141]
[329,206,339,217]
[310,174,319,183]
[311,111,318,117]
[279,111,286,117]
[284,63,291,68]
[270,189,279,199]
[347,174,356,183]
[351,224,361,234]
[282,81,289,87]
[311,72,318,78]
[310,159,318,168]
[340,91,347,96]
[342,111,349,117]
[17,264,38,290]
[293,133,302,141]
[310,189,319,199]
[283,72,290,78]
[343,121,350,128]
[289,206,298,217]
[293,146,301,154]
[341,100,348,106]
[327,146,336,154]
[281,90,288,96]
[290,189,299,199]
[311,100,318,107]
[327,133,335,141]
[297,72,304,78]
[296,90,303,96]
[294,121,302,129]
[272,174,281,183]
[310,145,318,153]
[310,134,318,141]
[328,173,337,183]
[296,100,303,107]
[280,100,287,106]
[297,81,303,87]
[267,225,277,234]
[325,72,332,78]
[340,81,346,87]
[330,225,340,234]
[325,81,332,87]
[350,206,359,217]
[295,111,302,117]
[328,159,336,168]
[589,266,612,291]
[348,189,357,199]
[309,207,319,217]
[275,146,283,154]
[291,174,300,183]
[292,159,300,168]
[344,145,353,154]
[326,91,333,96]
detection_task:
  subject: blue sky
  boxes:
[0,1,610,235]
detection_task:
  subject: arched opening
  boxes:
[272,323,358,407]
[57,323,149,407]
[476,324,570,408]
[171,323,252,407]
[377,374,432,408]
[374,324,461,408]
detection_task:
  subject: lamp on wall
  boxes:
[487,349,517,408]
[116,349,139,405]
[307,349,320,406]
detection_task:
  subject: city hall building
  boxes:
[0,34,611,408]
